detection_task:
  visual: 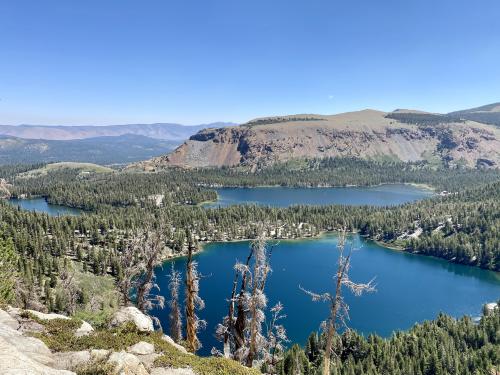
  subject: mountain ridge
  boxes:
[132,105,500,170]
[0,134,179,165]
[0,122,236,141]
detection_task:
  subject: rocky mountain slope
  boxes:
[134,108,500,170]
[0,122,235,141]
[448,102,500,127]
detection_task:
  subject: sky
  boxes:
[1,0,499,126]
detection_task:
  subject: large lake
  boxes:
[7,198,82,216]
[203,184,433,208]
[151,234,500,356]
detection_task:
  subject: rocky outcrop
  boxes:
[161,335,189,354]
[110,306,154,332]
[0,306,194,375]
[128,342,155,355]
[0,310,76,375]
[108,351,149,375]
[25,309,94,336]
[133,109,500,170]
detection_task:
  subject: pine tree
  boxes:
[0,236,18,304]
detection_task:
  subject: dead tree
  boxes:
[117,235,142,306]
[246,237,272,367]
[117,224,166,316]
[216,237,284,369]
[300,230,376,375]
[185,246,206,353]
[167,263,182,343]
[136,228,165,312]
[265,302,288,372]
[59,268,79,315]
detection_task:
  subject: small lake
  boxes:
[151,234,500,356]
[203,184,433,208]
[7,198,82,216]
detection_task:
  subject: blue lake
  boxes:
[7,198,82,216]
[151,234,500,356]
[203,184,433,208]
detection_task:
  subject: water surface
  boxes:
[8,198,82,216]
[204,184,433,208]
[151,234,500,355]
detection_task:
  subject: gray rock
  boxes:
[161,335,189,354]
[0,309,19,330]
[53,349,111,370]
[128,341,155,355]
[26,309,93,337]
[53,351,91,370]
[137,353,161,370]
[0,323,54,366]
[27,309,70,321]
[150,367,196,375]
[110,307,154,332]
[0,319,75,375]
[75,320,94,337]
[108,351,149,375]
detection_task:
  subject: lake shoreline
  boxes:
[163,230,500,275]
[153,231,500,356]
[201,182,435,208]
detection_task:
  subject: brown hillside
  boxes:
[133,109,500,170]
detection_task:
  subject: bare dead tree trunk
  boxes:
[234,247,253,356]
[185,246,198,352]
[185,246,205,352]
[224,271,239,357]
[136,257,155,311]
[323,256,346,375]
[168,263,182,343]
[300,229,376,375]
[246,238,270,368]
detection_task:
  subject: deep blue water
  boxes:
[151,234,500,356]
[203,184,433,208]
[7,198,82,216]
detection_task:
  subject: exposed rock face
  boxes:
[75,320,94,337]
[128,341,155,355]
[108,351,149,375]
[0,313,76,375]
[0,307,195,375]
[26,309,94,336]
[134,109,500,169]
[161,335,189,354]
[110,306,154,332]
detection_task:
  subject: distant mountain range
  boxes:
[0,134,181,165]
[0,122,236,141]
[0,122,236,165]
[133,103,500,170]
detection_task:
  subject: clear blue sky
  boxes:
[1,0,499,125]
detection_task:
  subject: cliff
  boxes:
[133,109,500,170]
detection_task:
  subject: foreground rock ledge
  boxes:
[0,306,196,375]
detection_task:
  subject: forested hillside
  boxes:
[0,158,499,374]
[0,134,178,165]
[277,311,499,375]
